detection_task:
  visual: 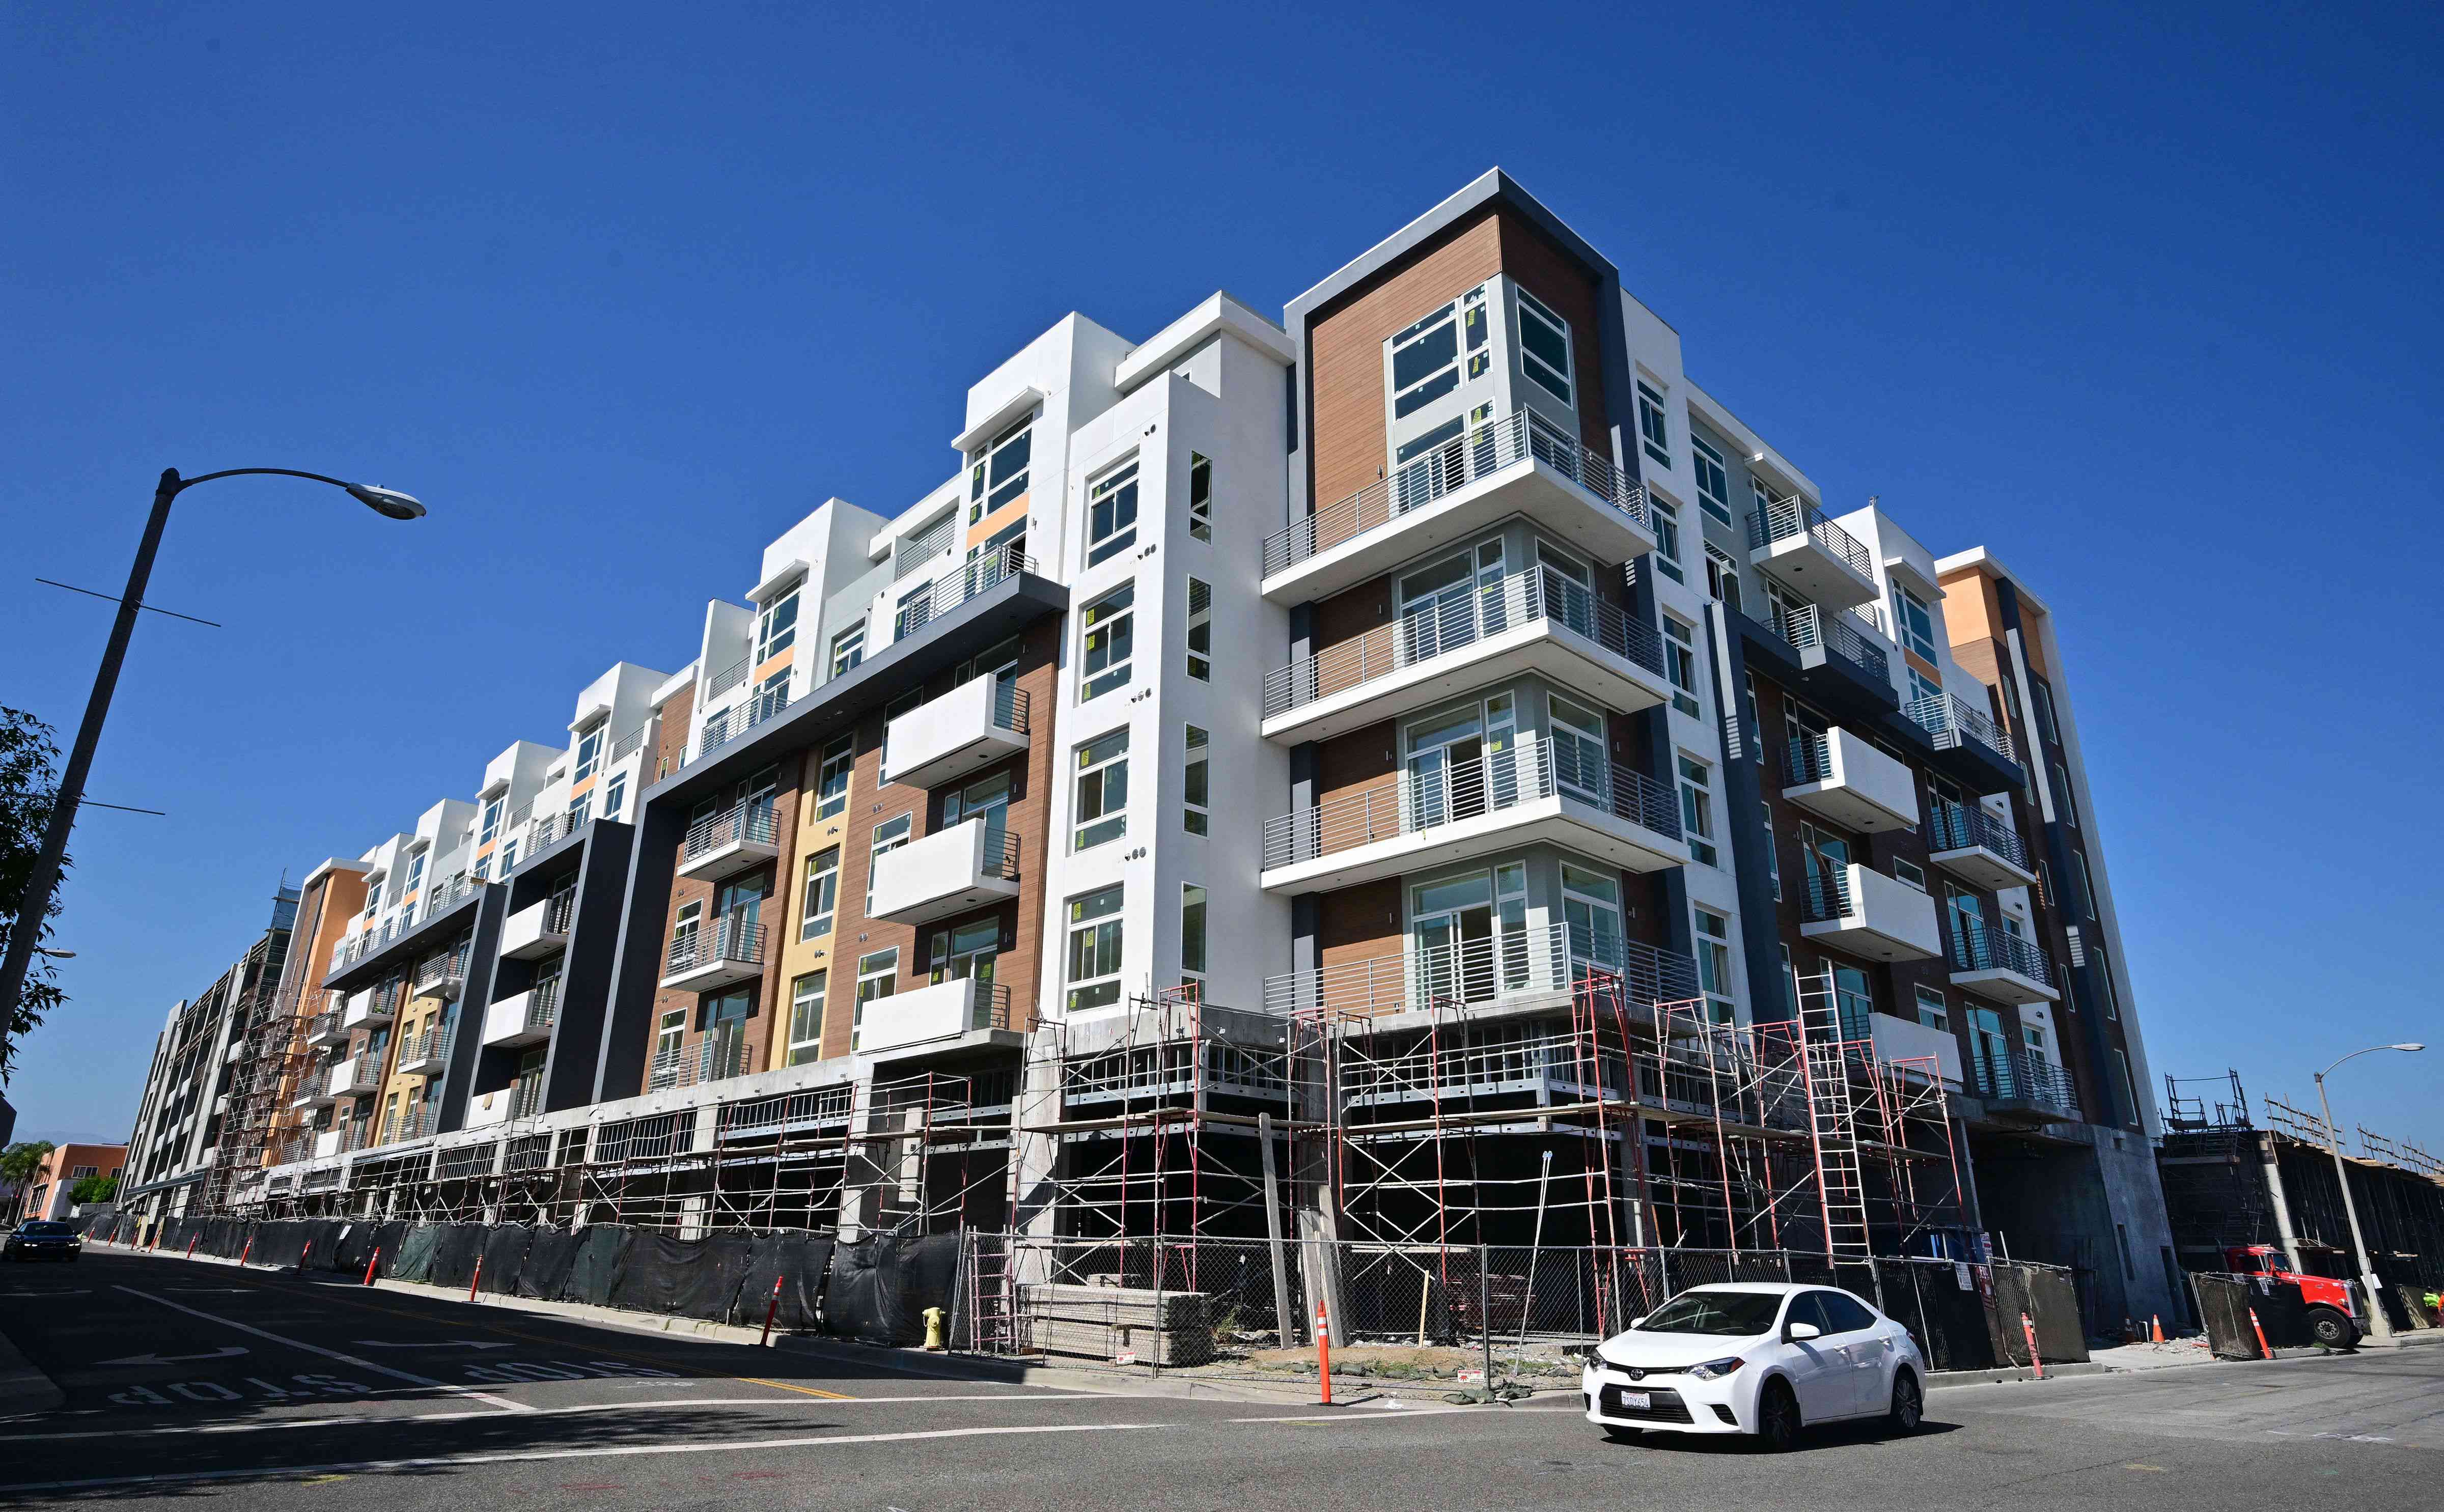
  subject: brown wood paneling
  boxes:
[1495,207,1612,448]
[1318,879,1402,982]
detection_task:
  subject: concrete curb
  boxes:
[0,1312,66,1420]
[1926,1361,2110,1389]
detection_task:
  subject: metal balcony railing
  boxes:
[541,886,577,935]
[413,946,467,995]
[1970,1044,2079,1115]
[1263,411,1651,577]
[1800,863,1856,925]
[381,1106,433,1144]
[1928,798,2031,871]
[1951,919,2054,987]
[682,801,780,863]
[894,543,1036,640]
[978,826,1021,882]
[706,654,752,700]
[1764,600,1890,687]
[1261,735,1682,870]
[665,912,767,976]
[647,1045,687,1091]
[1746,493,1874,579]
[508,1074,546,1122]
[1260,922,1700,1017]
[987,679,1029,735]
[419,872,477,922]
[304,1010,340,1042]
[1905,693,2017,771]
[523,810,580,853]
[526,976,562,1034]
[608,716,657,763]
[1785,729,1836,787]
[1264,565,1667,718]
[645,1029,752,1092]
[293,1068,329,1103]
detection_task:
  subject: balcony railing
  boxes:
[293,1067,329,1103]
[1763,600,1890,687]
[1928,798,2031,871]
[894,542,1036,640]
[706,654,752,700]
[1951,920,2054,987]
[665,913,767,977]
[1800,863,1855,925]
[396,1025,451,1070]
[608,715,657,763]
[1784,729,1836,787]
[414,946,468,995]
[646,1029,751,1092]
[542,886,577,935]
[419,871,477,922]
[1264,565,1665,718]
[1261,922,1700,1017]
[1263,411,1651,577]
[522,810,582,854]
[304,1010,341,1043]
[526,976,562,1034]
[1970,1043,2079,1115]
[682,801,780,863]
[1905,693,2017,771]
[988,680,1029,735]
[1262,735,1681,870]
[1747,493,1874,579]
[508,1074,546,1122]
[381,1106,433,1144]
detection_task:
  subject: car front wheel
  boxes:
[1888,1371,1922,1433]
[1753,1379,1800,1452]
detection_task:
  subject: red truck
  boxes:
[2227,1245,2360,1348]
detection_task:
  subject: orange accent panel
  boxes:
[755,647,795,684]
[964,496,1029,552]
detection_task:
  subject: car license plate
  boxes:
[1620,1390,1650,1412]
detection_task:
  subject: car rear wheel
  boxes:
[1753,1380,1800,1453]
[1888,1371,1922,1433]
[2306,1307,2357,1350]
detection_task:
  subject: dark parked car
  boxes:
[5,1220,84,1262]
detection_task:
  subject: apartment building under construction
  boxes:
[121,170,2185,1331]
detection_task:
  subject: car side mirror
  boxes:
[1785,1321,1822,1342]
[1628,1316,1646,1330]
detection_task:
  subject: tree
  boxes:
[0,707,68,1082]
[70,1173,117,1206]
[0,1140,53,1187]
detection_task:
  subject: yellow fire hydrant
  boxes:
[923,1305,947,1352]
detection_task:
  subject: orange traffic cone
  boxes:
[2151,1315,2164,1343]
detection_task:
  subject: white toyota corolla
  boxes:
[1581,1282,1925,1451]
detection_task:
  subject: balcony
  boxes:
[395,1027,451,1077]
[483,977,561,1049]
[413,948,467,1001]
[1904,692,2022,795]
[339,986,396,1031]
[891,543,1036,641]
[1950,921,2059,1004]
[1260,736,1686,895]
[867,818,1021,926]
[1781,727,1918,835]
[1969,1044,2080,1125]
[304,1054,377,1104]
[415,871,479,923]
[647,1030,750,1093]
[1746,495,1878,608]
[659,912,767,994]
[290,1067,329,1108]
[858,977,1013,1056]
[1927,799,2039,891]
[1746,600,1895,718]
[1799,863,1942,963]
[500,889,576,960]
[1868,1012,1963,1088]
[1261,923,1700,1019]
[677,801,781,882]
[312,1128,347,1160]
[508,1072,547,1122]
[882,676,1030,789]
[1260,411,1658,604]
[1262,565,1672,744]
[380,1105,434,1144]
[303,1009,347,1048]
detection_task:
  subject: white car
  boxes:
[1581,1282,1925,1451]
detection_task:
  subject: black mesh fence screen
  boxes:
[564,1224,632,1307]
[518,1226,579,1300]
[390,1223,441,1282]
[479,1224,534,1296]
[740,1231,834,1333]
[428,1224,487,1290]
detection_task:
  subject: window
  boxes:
[1818,1291,1877,1335]
[1661,615,1702,718]
[1914,986,1950,1033]
[1080,583,1135,701]
[1693,907,1735,1024]
[756,582,801,662]
[669,898,704,955]
[1906,665,1943,709]
[1389,299,1465,418]
[1690,435,1732,524]
[2070,850,2098,919]
[1086,457,1140,567]
[1702,543,1741,609]
[2052,762,2077,827]
[1187,453,1212,542]
[498,838,517,874]
[2092,947,2120,1020]
[815,734,854,819]
[1894,585,1936,662]
[479,796,503,848]
[1072,728,1130,851]
[2023,1023,2048,1052]
[1678,755,1718,866]
[1650,494,1684,583]
[788,971,826,1066]
[2115,1048,2141,1129]
[967,418,1032,524]
[1761,801,1781,901]
[1180,883,1207,991]
[601,771,628,822]
[2031,679,2061,746]
[567,794,590,829]
[403,848,427,892]
[852,949,898,1051]
[1065,885,1125,1014]
[1181,576,1213,681]
[1183,724,1210,836]
[1635,381,1671,468]
[1893,858,1928,891]
[1515,286,1574,406]
[866,814,911,913]
[799,847,839,940]
[830,622,866,677]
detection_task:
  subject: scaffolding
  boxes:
[199,933,303,1213]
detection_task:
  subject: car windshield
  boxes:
[1634,1290,1784,1336]
[18,1222,73,1237]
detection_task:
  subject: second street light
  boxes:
[2315,1041,2424,1345]
[0,467,427,1040]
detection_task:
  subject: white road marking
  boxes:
[0,1390,1121,1443]
[94,1345,251,1367]
[112,1285,534,1414]
[0,1420,1166,1492]
[351,1339,516,1350]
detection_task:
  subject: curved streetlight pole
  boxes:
[0,467,426,1037]
[2314,1042,2424,1344]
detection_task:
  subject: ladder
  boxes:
[966,1234,1022,1354]
[1794,971,1873,1262]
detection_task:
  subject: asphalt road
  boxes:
[1,1249,2437,1509]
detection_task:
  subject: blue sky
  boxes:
[4,3,2438,1151]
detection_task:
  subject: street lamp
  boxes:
[2315,1042,2424,1344]
[0,467,426,1037]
